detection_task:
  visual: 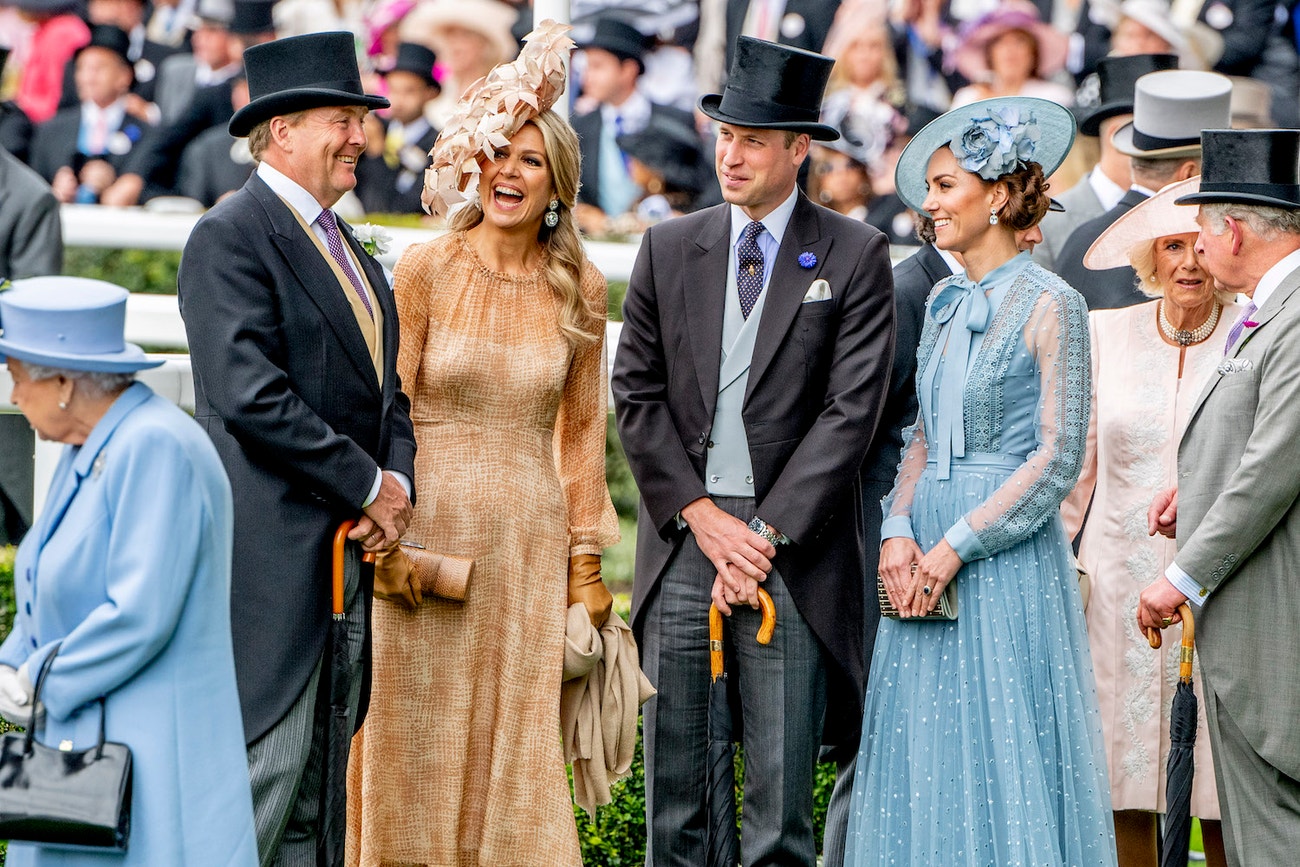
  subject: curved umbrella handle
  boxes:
[333,521,377,619]
[709,587,778,682]
[1145,603,1196,681]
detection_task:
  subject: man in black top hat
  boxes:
[29,24,154,202]
[1141,128,1300,867]
[69,0,182,111]
[1034,52,1178,270]
[571,15,705,234]
[177,31,415,865]
[354,42,440,215]
[612,35,894,867]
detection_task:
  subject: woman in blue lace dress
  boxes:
[845,98,1117,866]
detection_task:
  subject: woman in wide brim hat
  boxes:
[948,0,1073,108]
[845,96,1119,865]
[400,0,518,127]
[0,276,258,867]
[1060,175,1232,867]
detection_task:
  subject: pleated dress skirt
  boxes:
[846,454,1118,867]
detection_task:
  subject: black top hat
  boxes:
[578,16,650,72]
[617,116,705,193]
[230,0,275,36]
[384,42,438,87]
[1079,53,1178,137]
[1175,130,1300,210]
[76,24,134,73]
[229,31,390,137]
[699,37,838,141]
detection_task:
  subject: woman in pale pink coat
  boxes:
[1062,177,1232,867]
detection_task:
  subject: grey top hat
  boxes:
[0,277,164,373]
[1112,70,1232,158]
[229,31,390,137]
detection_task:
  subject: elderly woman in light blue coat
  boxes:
[0,277,257,867]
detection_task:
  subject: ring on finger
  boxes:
[1161,616,1172,627]
[922,585,932,596]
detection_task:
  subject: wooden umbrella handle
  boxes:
[708,587,779,682]
[1144,601,1196,681]
[333,521,377,619]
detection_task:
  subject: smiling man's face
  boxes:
[277,105,369,208]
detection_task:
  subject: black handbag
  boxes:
[0,644,133,851]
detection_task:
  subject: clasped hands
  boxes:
[348,471,414,553]
[1138,485,1188,634]
[682,498,776,616]
[878,536,962,618]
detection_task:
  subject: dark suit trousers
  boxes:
[1205,682,1300,867]
[246,544,364,867]
[641,496,827,867]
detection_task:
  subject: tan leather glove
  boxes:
[568,553,613,628]
[373,546,422,610]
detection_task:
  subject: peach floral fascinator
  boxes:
[421,19,574,218]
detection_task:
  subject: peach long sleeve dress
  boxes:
[346,232,619,866]
[1061,298,1237,818]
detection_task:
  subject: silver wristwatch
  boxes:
[748,516,781,545]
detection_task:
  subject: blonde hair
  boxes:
[247,110,310,161]
[1127,236,1233,302]
[825,14,900,98]
[448,110,603,347]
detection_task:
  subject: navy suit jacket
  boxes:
[177,173,416,742]
[1055,188,1149,310]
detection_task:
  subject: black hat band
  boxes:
[1130,128,1201,152]
[252,78,364,100]
[1197,181,1300,201]
[716,87,820,127]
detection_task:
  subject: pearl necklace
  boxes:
[1158,300,1221,346]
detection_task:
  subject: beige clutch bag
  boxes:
[374,542,473,607]
[877,565,958,620]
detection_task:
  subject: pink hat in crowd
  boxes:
[950,0,1069,82]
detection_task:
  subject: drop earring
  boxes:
[58,401,68,410]
[989,208,999,226]
[544,199,560,228]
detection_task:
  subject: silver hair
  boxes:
[1200,202,1300,239]
[22,363,135,399]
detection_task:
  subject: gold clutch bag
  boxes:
[877,566,958,620]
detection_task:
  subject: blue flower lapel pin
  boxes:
[798,251,817,269]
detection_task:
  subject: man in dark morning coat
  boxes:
[612,37,894,867]
[177,32,415,866]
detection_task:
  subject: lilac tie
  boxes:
[316,208,373,318]
[1223,299,1257,355]
[737,221,765,319]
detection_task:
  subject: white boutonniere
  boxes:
[352,223,393,257]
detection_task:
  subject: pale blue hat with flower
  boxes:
[894,97,1077,214]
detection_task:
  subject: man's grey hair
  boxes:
[1200,202,1300,239]
[22,363,135,399]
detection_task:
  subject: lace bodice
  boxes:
[881,255,1091,560]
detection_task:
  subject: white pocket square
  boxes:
[1217,358,1254,375]
[802,279,831,303]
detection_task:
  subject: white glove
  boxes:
[0,662,41,726]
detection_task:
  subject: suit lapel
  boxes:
[249,177,382,397]
[339,217,399,399]
[685,206,730,412]
[1186,269,1300,428]
[748,194,828,400]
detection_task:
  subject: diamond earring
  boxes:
[544,199,560,228]
[989,208,999,226]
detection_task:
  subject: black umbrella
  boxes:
[318,520,373,867]
[706,588,776,867]
[1147,602,1197,867]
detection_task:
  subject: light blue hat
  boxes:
[894,96,1077,214]
[0,277,164,373]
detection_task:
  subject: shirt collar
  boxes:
[600,90,651,133]
[937,248,963,275]
[82,98,127,126]
[1251,248,1300,313]
[1088,168,1126,212]
[389,117,430,142]
[257,160,327,225]
[729,186,799,249]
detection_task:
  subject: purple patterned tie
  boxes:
[737,221,765,319]
[1223,299,1257,355]
[316,208,373,318]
